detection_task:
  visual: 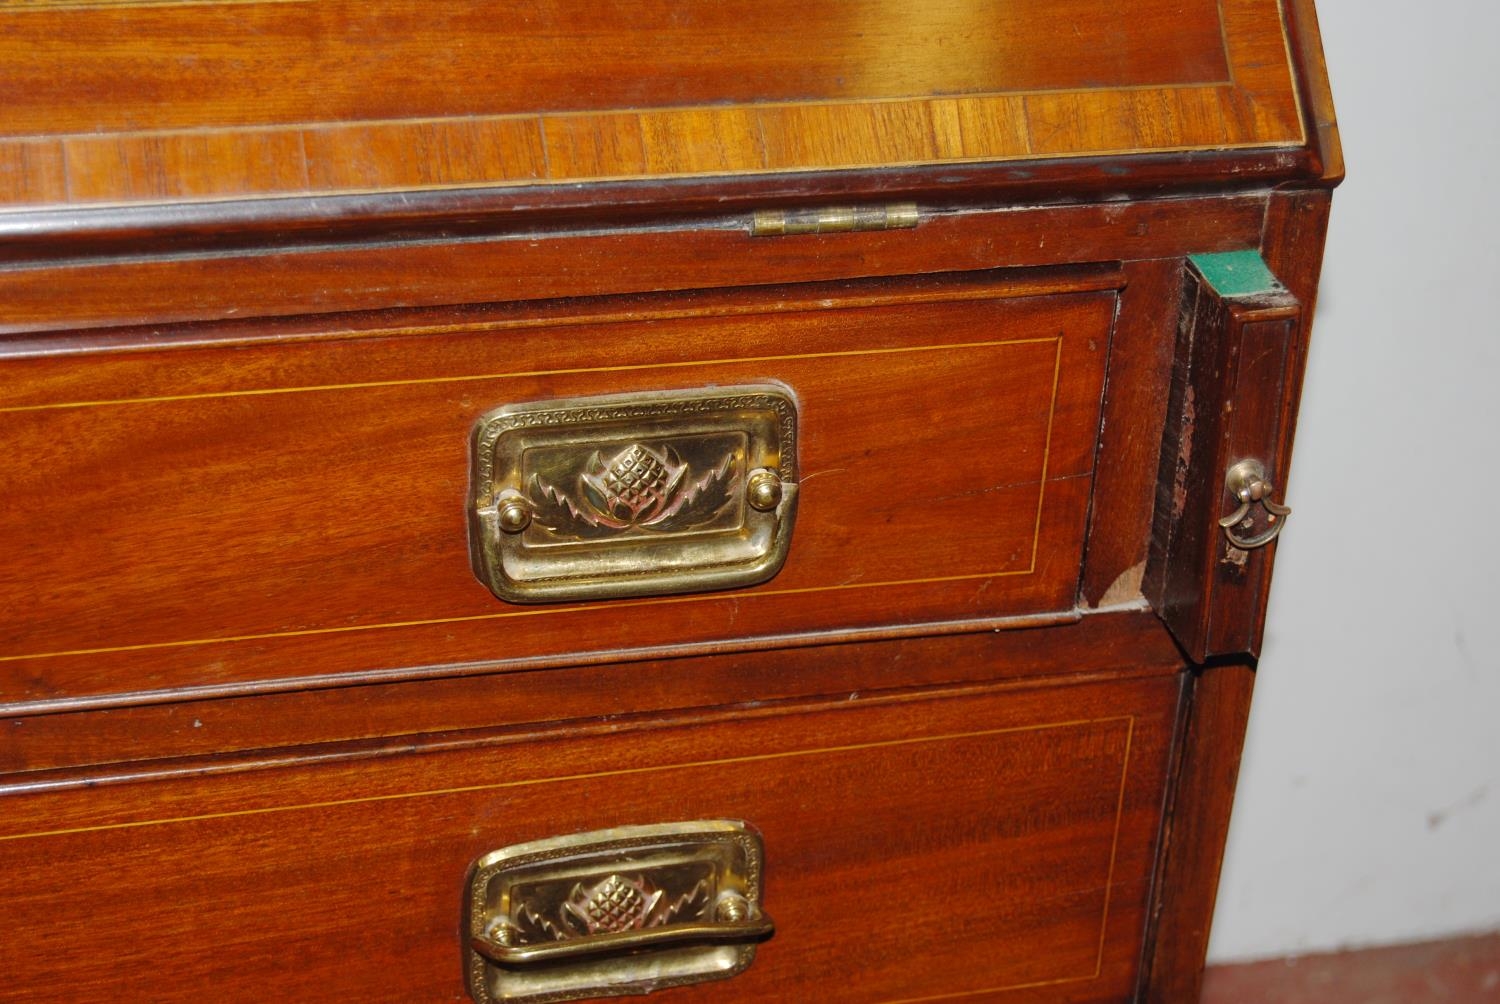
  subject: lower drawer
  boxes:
[0,672,1180,1002]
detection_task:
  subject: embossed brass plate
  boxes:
[470,387,798,603]
[464,821,772,1004]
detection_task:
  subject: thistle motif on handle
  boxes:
[527,442,739,540]
[501,873,713,946]
[470,387,796,602]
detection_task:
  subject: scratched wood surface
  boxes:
[0,673,1181,1004]
[0,0,1305,208]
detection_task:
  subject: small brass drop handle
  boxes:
[1218,459,1291,550]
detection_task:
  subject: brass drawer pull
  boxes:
[464,821,772,1003]
[1218,458,1291,550]
[469,387,798,603]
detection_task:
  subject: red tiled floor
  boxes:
[1202,933,1500,1003]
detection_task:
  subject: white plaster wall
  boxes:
[1207,0,1500,962]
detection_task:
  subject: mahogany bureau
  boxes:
[0,3,1340,1001]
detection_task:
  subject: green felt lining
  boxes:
[1189,250,1285,298]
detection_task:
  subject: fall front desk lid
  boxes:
[0,0,1321,213]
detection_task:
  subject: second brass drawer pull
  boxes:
[464,821,771,1003]
[1218,458,1291,550]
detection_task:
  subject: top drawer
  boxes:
[0,271,1114,709]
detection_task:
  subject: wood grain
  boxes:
[0,140,65,206]
[1220,0,1307,142]
[0,283,1113,708]
[301,118,547,191]
[0,673,1181,1004]
[0,0,1228,132]
[64,129,310,202]
[931,95,1032,161]
[0,0,1305,208]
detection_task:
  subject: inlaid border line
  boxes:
[0,335,1071,664]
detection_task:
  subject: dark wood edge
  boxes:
[1141,264,1197,616]
[1079,258,1186,607]
[1136,664,1195,995]
[1231,186,1331,646]
[1139,659,1257,1002]
[0,148,1317,264]
[1137,187,1332,1000]
[1238,188,1331,654]
[1282,0,1345,187]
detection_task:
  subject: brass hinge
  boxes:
[750,203,919,237]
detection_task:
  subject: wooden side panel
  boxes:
[0,282,1113,708]
[1140,190,1333,1001]
[0,674,1181,1003]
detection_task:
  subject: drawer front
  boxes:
[0,275,1114,707]
[0,672,1179,1002]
